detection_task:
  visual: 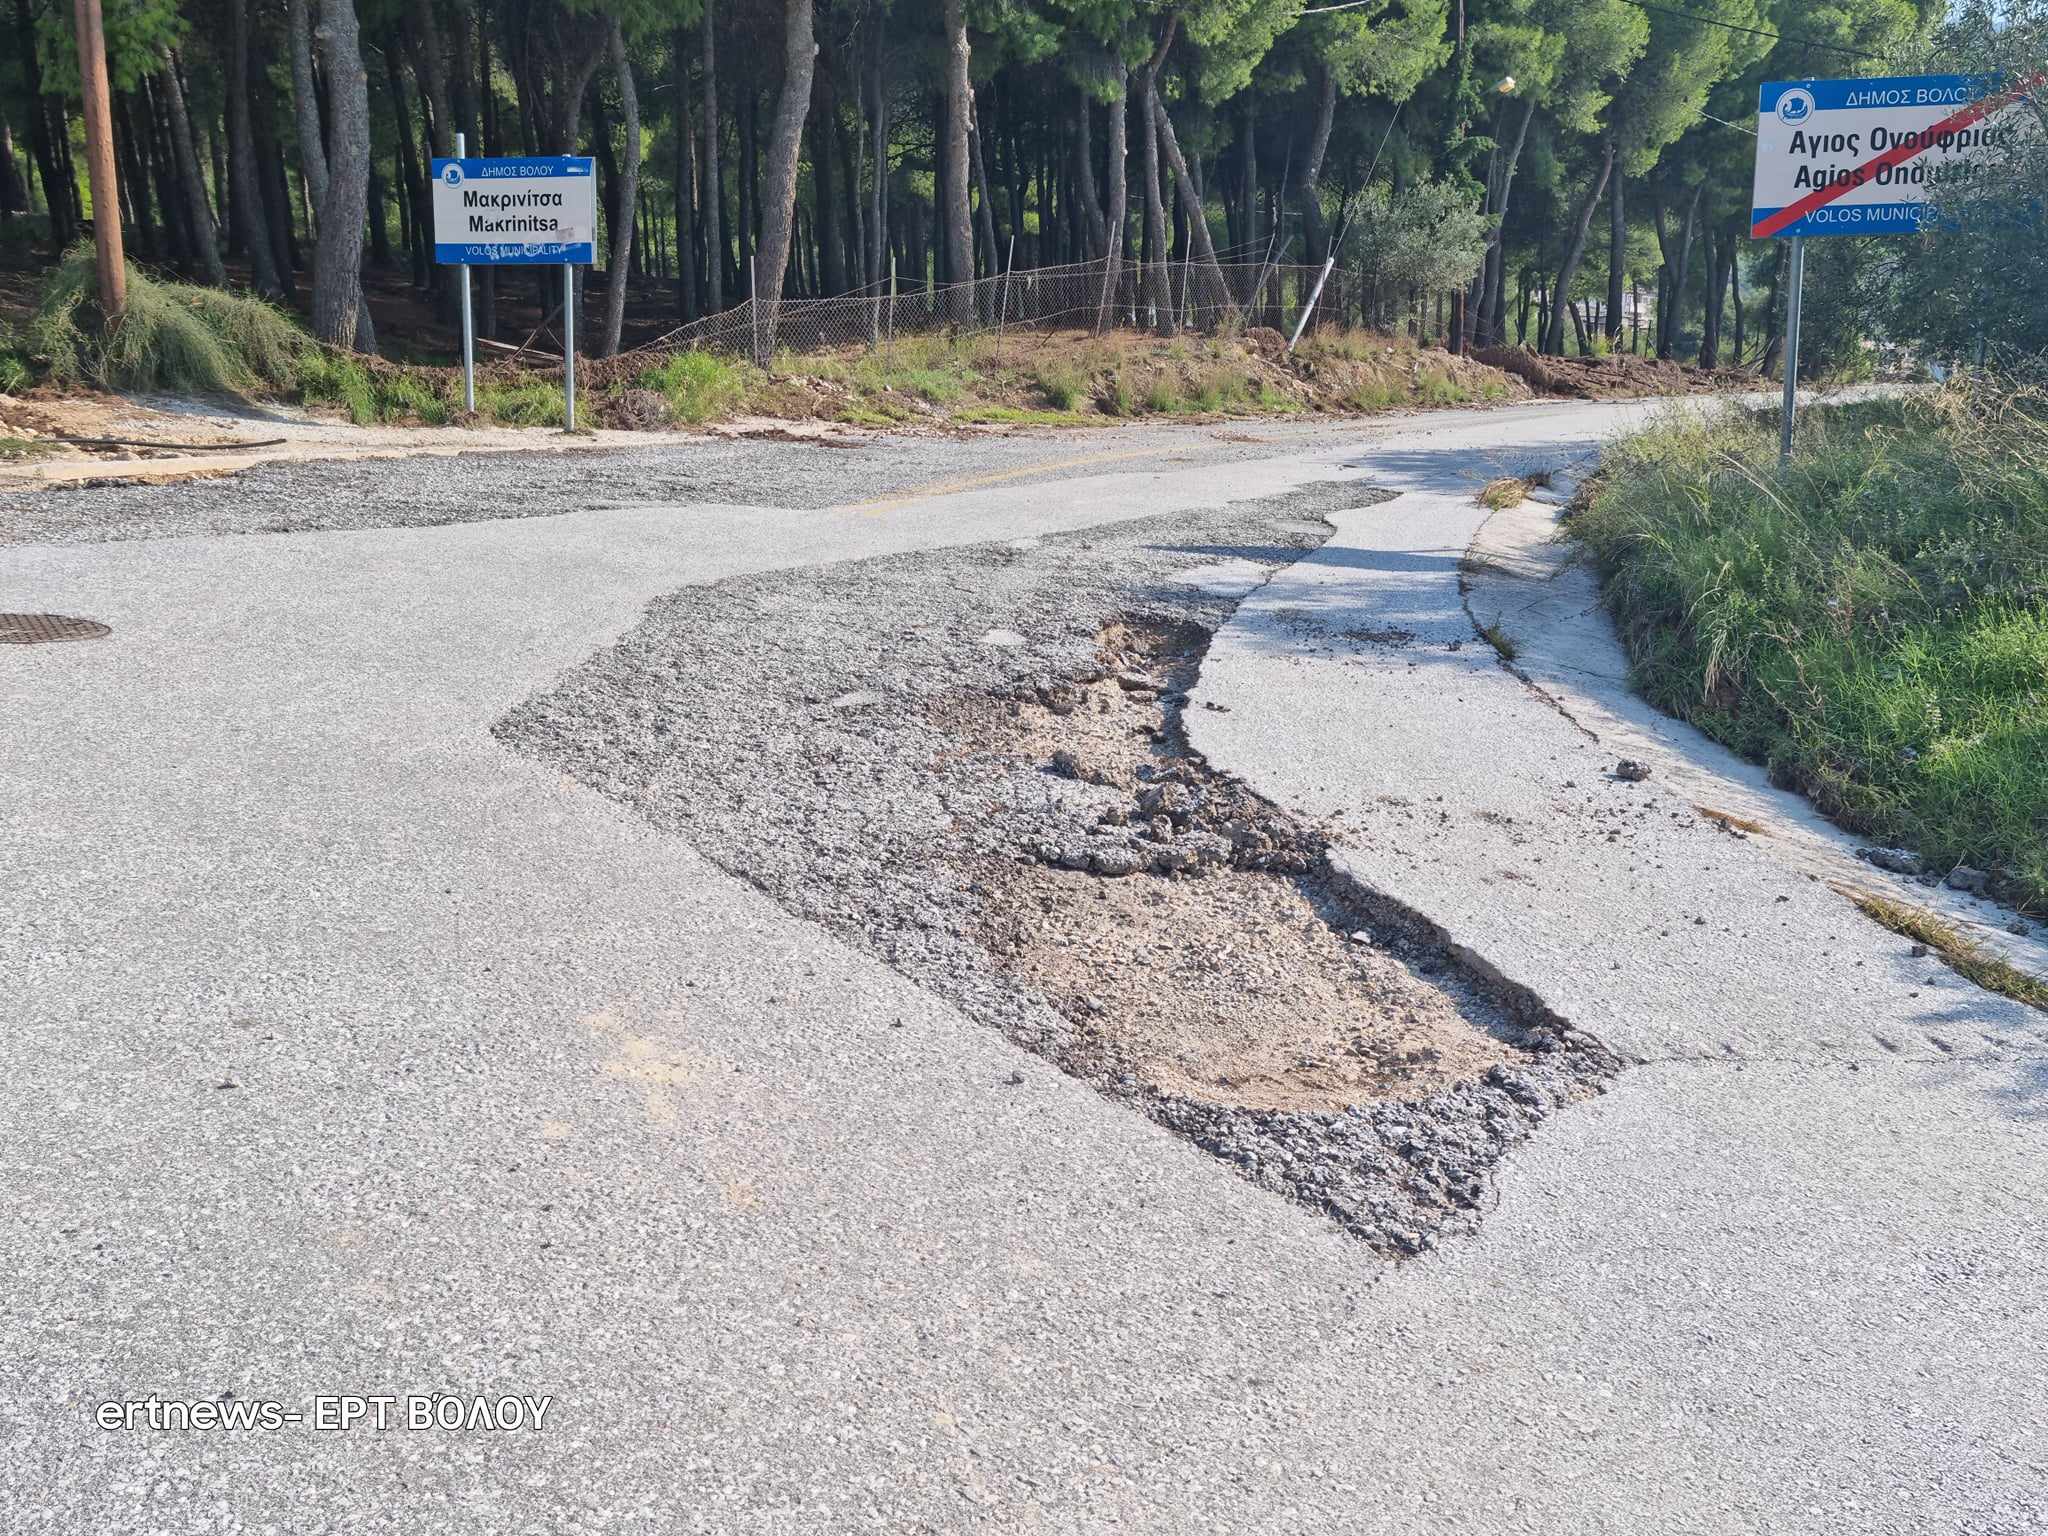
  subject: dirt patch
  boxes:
[957,620,1525,1114]
[1473,346,1756,400]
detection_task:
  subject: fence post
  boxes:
[887,254,897,365]
[1094,233,1118,338]
[749,254,761,368]
[996,235,1015,365]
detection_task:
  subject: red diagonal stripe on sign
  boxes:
[1751,75,2042,239]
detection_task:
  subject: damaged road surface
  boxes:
[6,399,2045,1534]
[496,495,1616,1256]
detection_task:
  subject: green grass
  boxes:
[1142,378,1185,414]
[1416,368,1467,407]
[1577,384,2048,910]
[1102,368,1141,417]
[29,244,307,396]
[1476,618,1519,661]
[1189,366,1251,412]
[297,352,450,425]
[1344,379,1405,412]
[0,347,31,395]
[1033,362,1089,411]
[953,404,1093,426]
[639,349,749,423]
[477,379,568,428]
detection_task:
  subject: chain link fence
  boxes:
[624,257,1369,366]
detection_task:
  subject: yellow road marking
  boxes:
[846,448,1158,514]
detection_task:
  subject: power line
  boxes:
[1298,0,1895,64]
[1612,0,1895,64]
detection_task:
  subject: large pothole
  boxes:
[496,488,1615,1255]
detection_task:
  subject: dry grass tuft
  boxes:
[1844,889,2048,1012]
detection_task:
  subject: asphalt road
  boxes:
[4,400,2042,1533]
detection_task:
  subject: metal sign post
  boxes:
[562,264,576,431]
[454,133,475,413]
[1779,238,1804,466]
[1750,72,2031,466]
[428,152,595,431]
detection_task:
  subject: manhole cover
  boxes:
[0,613,112,645]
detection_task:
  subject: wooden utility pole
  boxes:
[73,0,127,319]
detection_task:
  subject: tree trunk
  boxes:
[738,90,756,296]
[1479,95,1536,344]
[0,113,24,217]
[1072,85,1106,258]
[384,43,429,288]
[1605,148,1625,346]
[1104,61,1127,261]
[672,28,698,319]
[161,51,227,285]
[812,65,844,294]
[1138,25,1175,334]
[311,0,375,350]
[1150,85,1231,330]
[1543,139,1613,355]
[1658,181,1701,360]
[750,0,817,346]
[288,0,331,222]
[969,92,997,290]
[700,0,723,311]
[1299,63,1337,268]
[939,0,973,318]
[15,0,74,242]
[866,26,888,295]
[599,19,638,356]
[254,76,299,285]
[226,0,284,294]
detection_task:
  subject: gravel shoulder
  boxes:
[1,415,1378,545]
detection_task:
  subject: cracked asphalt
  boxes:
[4,399,2043,1533]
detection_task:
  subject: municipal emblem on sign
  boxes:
[441,163,463,186]
[1775,89,1814,125]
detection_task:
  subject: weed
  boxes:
[1476,619,1519,661]
[1143,378,1185,413]
[1033,362,1089,411]
[639,349,749,423]
[1416,368,1467,407]
[376,371,450,425]
[0,346,31,394]
[1102,369,1141,416]
[954,404,1092,426]
[1478,476,1531,510]
[1845,891,2048,1011]
[478,379,568,428]
[296,352,378,424]
[1344,379,1405,412]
